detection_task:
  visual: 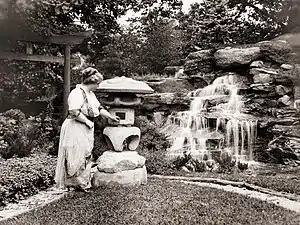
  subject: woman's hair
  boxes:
[81,67,103,84]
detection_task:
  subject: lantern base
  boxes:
[103,126,141,152]
[92,166,147,187]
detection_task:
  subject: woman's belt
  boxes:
[86,116,95,122]
[67,114,95,122]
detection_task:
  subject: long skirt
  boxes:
[54,118,94,190]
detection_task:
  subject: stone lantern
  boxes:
[92,76,154,186]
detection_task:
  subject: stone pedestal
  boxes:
[94,76,154,187]
[92,151,147,187]
[103,126,140,152]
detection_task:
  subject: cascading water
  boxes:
[162,75,257,164]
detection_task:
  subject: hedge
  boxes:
[0,154,56,208]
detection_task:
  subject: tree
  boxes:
[179,0,290,51]
[0,0,183,111]
[139,16,185,73]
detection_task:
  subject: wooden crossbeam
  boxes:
[0,52,80,64]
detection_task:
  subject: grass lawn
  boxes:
[163,164,300,195]
[1,179,300,225]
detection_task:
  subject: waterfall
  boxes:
[163,75,257,163]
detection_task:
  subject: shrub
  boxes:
[92,117,112,160]
[214,150,237,173]
[0,109,42,159]
[135,116,174,174]
[0,154,56,207]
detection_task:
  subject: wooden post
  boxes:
[26,43,33,54]
[63,45,71,121]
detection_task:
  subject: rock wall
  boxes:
[140,39,300,165]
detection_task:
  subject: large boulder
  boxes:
[97,151,146,173]
[146,78,194,93]
[140,92,191,112]
[255,40,294,64]
[184,49,215,75]
[214,47,261,68]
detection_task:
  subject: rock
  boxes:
[269,125,300,138]
[208,95,230,106]
[163,66,184,75]
[187,49,215,60]
[253,73,274,84]
[92,166,147,187]
[250,98,277,107]
[96,151,146,173]
[255,40,293,64]
[294,99,300,111]
[250,60,264,68]
[267,134,300,163]
[184,59,214,75]
[273,75,293,86]
[180,166,190,173]
[275,85,293,96]
[141,93,191,112]
[250,84,276,92]
[187,75,210,89]
[276,108,299,118]
[184,49,215,75]
[281,64,294,70]
[250,67,278,76]
[268,146,298,164]
[146,78,194,93]
[278,95,292,106]
[214,47,261,68]
[218,72,251,89]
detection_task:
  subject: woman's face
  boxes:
[88,81,101,91]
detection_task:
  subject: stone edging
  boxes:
[148,175,300,202]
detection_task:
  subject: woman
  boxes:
[54,67,119,192]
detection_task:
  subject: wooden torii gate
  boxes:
[0,31,92,121]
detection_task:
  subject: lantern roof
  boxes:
[97,76,154,94]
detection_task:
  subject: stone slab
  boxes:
[97,151,146,173]
[92,166,147,187]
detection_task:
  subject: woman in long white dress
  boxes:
[54,67,119,192]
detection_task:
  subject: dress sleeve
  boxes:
[91,92,104,110]
[68,88,84,110]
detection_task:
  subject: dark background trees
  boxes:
[0,0,300,113]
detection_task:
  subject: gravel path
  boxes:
[0,188,67,221]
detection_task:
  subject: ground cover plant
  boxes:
[1,179,299,225]
[0,154,56,208]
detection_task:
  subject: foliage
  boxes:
[214,151,237,173]
[0,154,56,207]
[96,29,146,77]
[0,0,183,110]
[0,109,53,159]
[0,61,62,109]
[179,0,290,52]
[97,7,184,76]
[92,117,111,160]
[135,116,174,174]
[138,15,185,74]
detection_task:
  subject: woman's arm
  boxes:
[69,109,94,128]
[99,109,120,122]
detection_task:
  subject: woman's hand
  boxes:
[110,116,120,123]
[85,120,94,129]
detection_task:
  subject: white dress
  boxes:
[54,84,102,190]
